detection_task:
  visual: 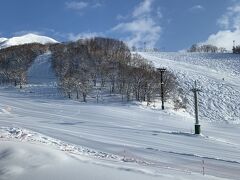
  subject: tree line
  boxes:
[50,37,179,103]
[232,46,240,53]
[0,37,181,106]
[0,43,47,87]
[188,44,226,53]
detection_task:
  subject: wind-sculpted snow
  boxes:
[140,52,240,124]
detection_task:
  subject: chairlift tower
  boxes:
[157,68,166,110]
[191,80,201,134]
[233,40,236,53]
[144,42,147,52]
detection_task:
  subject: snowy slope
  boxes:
[0,127,232,180]
[0,53,240,179]
[1,92,239,179]
[24,52,59,97]
[0,37,8,43]
[0,34,58,49]
[27,52,57,84]
[0,128,164,180]
[140,52,240,124]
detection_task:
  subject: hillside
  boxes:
[0,51,240,179]
[1,0,240,179]
[140,52,240,124]
[0,37,7,43]
[25,52,59,97]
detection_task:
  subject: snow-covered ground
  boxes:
[0,37,8,44]
[0,52,240,179]
[24,52,59,98]
[0,128,164,180]
[140,52,240,124]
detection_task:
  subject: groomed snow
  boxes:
[0,128,163,180]
[140,52,240,124]
[0,52,240,179]
[0,127,233,180]
[25,52,59,98]
[1,141,167,180]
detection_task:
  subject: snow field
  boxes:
[140,52,240,124]
[0,52,240,179]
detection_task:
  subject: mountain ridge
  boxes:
[0,33,58,49]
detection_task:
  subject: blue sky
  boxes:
[0,0,239,51]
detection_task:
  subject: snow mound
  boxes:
[0,127,229,180]
[0,127,118,160]
[0,141,172,180]
[0,141,69,180]
[0,34,58,49]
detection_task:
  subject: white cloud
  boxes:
[112,18,160,47]
[156,7,163,19]
[133,0,153,17]
[112,0,161,48]
[217,15,230,29]
[65,1,88,10]
[13,30,43,36]
[189,5,204,12]
[34,29,103,41]
[116,14,129,21]
[65,1,102,11]
[113,18,153,33]
[218,3,240,29]
[67,32,103,41]
[201,2,240,50]
[92,2,102,8]
[202,29,240,50]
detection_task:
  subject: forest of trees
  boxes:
[0,43,47,88]
[188,44,226,53]
[50,37,179,104]
[232,46,240,53]
[0,37,180,106]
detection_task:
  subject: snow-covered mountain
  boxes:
[0,37,8,43]
[0,33,58,49]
